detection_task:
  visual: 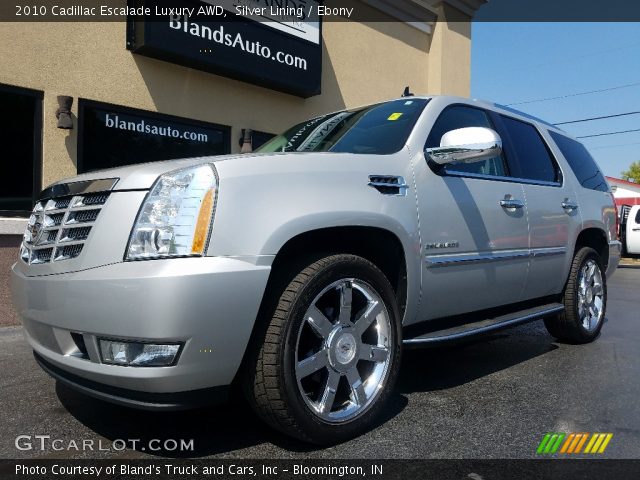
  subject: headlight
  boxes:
[126,164,217,260]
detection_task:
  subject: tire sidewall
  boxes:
[568,248,607,340]
[280,255,402,444]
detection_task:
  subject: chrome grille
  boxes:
[54,198,71,209]
[67,209,100,224]
[20,192,110,265]
[47,212,65,226]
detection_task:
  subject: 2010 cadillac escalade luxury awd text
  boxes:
[11,96,621,444]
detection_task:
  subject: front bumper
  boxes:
[10,256,271,404]
[34,352,229,411]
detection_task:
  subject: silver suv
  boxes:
[11,96,620,444]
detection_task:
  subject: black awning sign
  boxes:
[127,0,322,98]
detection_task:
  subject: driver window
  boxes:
[426,106,507,177]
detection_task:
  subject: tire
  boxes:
[243,254,402,444]
[544,247,607,344]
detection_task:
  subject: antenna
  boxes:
[402,86,414,97]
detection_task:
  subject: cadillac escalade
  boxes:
[11,96,621,444]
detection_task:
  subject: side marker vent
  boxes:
[368,175,408,196]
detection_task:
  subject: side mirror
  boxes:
[426,127,502,166]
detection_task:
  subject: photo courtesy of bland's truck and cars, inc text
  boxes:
[0,1,639,479]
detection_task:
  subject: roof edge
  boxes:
[606,176,640,187]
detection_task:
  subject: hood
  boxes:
[48,150,393,192]
[48,153,269,191]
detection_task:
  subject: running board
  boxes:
[403,303,564,346]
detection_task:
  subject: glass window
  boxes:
[79,101,231,173]
[549,131,608,192]
[426,106,507,177]
[500,116,560,184]
[238,129,275,151]
[257,99,429,155]
[0,86,41,213]
[636,208,640,224]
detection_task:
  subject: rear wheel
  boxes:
[243,254,402,444]
[544,247,606,343]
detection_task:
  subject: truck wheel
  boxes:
[544,247,606,344]
[244,254,402,444]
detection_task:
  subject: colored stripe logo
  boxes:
[537,433,613,454]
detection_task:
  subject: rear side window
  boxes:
[636,208,640,224]
[426,106,507,177]
[500,116,560,184]
[549,131,609,192]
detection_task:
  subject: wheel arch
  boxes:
[268,226,409,320]
[574,227,609,269]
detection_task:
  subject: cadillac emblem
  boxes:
[25,212,45,245]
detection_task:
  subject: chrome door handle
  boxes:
[500,199,524,210]
[561,201,579,211]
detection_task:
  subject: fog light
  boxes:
[99,339,181,367]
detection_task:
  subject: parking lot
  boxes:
[1,265,638,460]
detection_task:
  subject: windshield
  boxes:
[257,99,429,155]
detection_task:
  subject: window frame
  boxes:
[492,113,564,188]
[424,104,565,188]
[425,104,513,182]
[0,83,43,217]
[77,99,232,174]
[548,130,608,193]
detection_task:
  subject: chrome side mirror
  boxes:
[426,127,502,166]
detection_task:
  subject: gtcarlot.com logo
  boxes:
[536,432,613,455]
[15,435,194,452]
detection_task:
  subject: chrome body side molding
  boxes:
[425,247,567,268]
[531,247,568,258]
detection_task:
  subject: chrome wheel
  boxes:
[295,278,392,423]
[577,259,604,331]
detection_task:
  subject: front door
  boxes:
[415,105,530,321]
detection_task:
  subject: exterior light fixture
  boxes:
[240,128,253,153]
[56,95,73,129]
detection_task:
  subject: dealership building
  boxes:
[607,176,640,207]
[0,0,484,320]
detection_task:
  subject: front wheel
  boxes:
[544,246,607,344]
[243,254,402,444]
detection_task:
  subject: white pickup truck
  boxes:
[622,205,640,255]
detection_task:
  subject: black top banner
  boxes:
[4,0,640,21]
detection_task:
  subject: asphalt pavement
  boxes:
[1,266,638,460]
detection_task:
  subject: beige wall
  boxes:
[428,4,473,97]
[0,12,471,189]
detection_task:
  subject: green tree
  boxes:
[621,161,640,183]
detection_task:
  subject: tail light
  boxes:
[610,193,620,240]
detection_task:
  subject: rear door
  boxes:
[626,206,640,254]
[547,130,618,272]
[494,115,581,299]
